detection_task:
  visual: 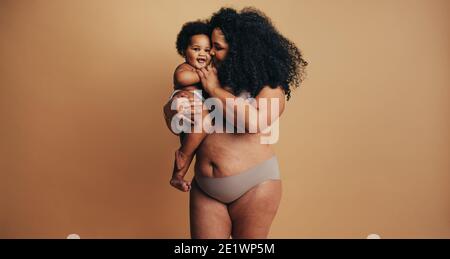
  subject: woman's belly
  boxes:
[194,132,275,178]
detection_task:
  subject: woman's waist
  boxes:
[199,132,271,149]
[195,155,280,184]
[194,144,275,178]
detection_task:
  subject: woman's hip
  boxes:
[194,155,281,204]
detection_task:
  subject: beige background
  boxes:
[0,0,449,238]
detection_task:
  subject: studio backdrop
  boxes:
[0,0,449,238]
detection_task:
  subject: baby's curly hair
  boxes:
[209,7,308,100]
[176,21,211,57]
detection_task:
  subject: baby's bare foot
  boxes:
[170,176,191,192]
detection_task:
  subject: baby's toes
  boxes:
[181,182,190,192]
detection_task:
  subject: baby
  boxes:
[169,21,211,192]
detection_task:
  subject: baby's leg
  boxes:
[170,88,209,192]
[175,132,206,168]
[171,110,209,189]
[175,86,209,168]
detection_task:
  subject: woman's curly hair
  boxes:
[209,7,307,100]
[176,20,210,57]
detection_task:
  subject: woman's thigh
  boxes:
[228,180,282,239]
[189,179,232,239]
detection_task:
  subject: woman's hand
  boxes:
[196,64,220,95]
[163,90,203,135]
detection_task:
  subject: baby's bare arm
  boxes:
[173,63,201,88]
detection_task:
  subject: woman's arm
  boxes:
[163,97,180,135]
[197,66,285,133]
[163,90,202,135]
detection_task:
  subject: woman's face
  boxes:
[210,28,229,66]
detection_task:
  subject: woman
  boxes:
[163,7,307,238]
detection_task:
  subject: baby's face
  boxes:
[185,34,211,69]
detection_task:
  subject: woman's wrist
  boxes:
[206,86,215,96]
[207,86,221,97]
